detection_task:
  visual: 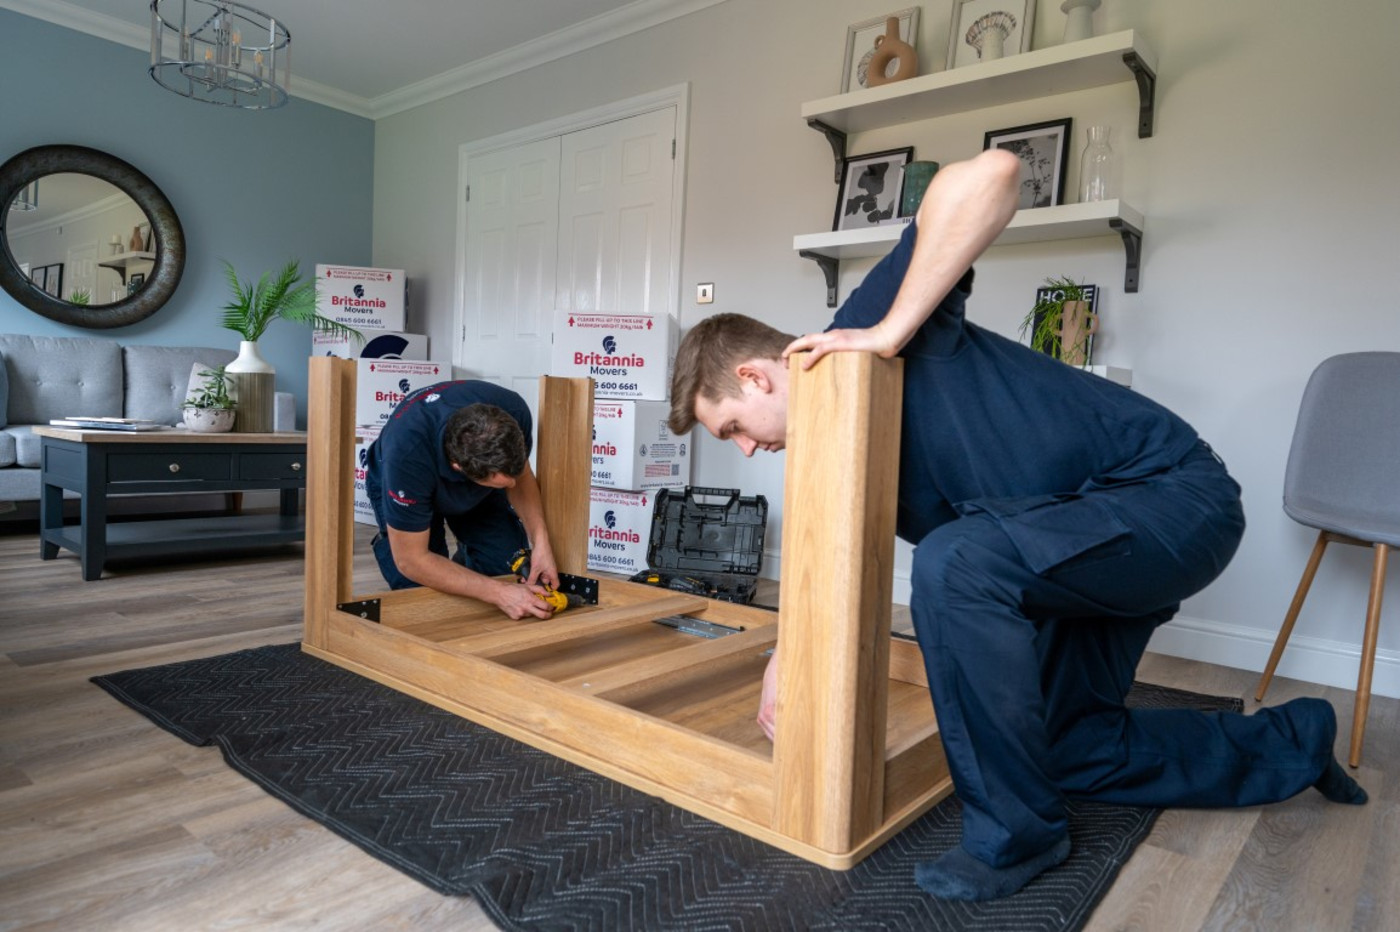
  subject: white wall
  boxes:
[372,0,1400,695]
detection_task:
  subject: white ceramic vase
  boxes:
[225,340,276,433]
[1061,0,1101,43]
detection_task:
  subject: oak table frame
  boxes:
[301,354,951,868]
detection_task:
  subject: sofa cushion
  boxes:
[0,429,14,467]
[0,334,122,424]
[9,425,40,469]
[124,344,237,425]
[0,347,8,428]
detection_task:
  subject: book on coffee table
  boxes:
[49,417,167,432]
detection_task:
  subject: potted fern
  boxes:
[1021,276,1098,368]
[181,366,237,433]
[219,258,361,432]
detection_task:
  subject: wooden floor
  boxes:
[0,516,1395,931]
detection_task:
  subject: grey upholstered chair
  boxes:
[1255,351,1400,767]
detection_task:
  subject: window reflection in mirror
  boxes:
[5,172,156,307]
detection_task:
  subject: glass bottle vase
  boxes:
[1078,125,1119,203]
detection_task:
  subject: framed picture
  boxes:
[128,272,147,294]
[1029,282,1100,361]
[840,8,921,93]
[833,147,913,231]
[32,263,63,297]
[983,118,1072,209]
[946,0,1035,70]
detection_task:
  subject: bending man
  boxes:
[667,149,1366,901]
[365,380,559,620]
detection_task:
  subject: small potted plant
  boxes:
[1021,276,1098,368]
[181,366,237,433]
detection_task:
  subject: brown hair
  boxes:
[443,404,527,481]
[668,313,795,433]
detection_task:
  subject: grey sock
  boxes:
[915,837,1072,901]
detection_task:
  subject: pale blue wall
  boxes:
[0,10,374,425]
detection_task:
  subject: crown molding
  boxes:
[367,0,729,119]
[1,0,729,122]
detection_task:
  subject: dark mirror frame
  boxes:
[0,145,185,329]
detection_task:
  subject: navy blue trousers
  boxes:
[369,488,527,590]
[911,442,1334,867]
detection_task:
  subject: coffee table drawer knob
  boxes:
[169,463,180,474]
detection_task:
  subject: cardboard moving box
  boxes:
[317,265,407,331]
[314,328,428,361]
[591,400,690,491]
[552,311,677,401]
[586,487,652,575]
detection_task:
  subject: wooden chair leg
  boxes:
[1256,531,1329,701]
[1348,542,1389,768]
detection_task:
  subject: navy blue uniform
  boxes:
[365,381,532,589]
[835,221,1335,868]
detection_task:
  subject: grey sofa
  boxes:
[0,333,292,506]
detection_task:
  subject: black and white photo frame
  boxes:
[833,147,914,231]
[946,0,1035,70]
[983,118,1072,209]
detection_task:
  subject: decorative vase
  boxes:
[1078,125,1119,203]
[900,161,940,217]
[128,225,145,251]
[1061,0,1101,43]
[182,407,235,433]
[225,340,276,432]
[865,16,918,87]
[1057,300,1099,367]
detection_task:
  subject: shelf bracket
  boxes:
[806,119,848,183]
[1109,217,1142,292]
[1122,51,1157,138]
[799,249,840,307]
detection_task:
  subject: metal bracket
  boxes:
[1123,51,1157,138]
[556,572,600,605]
[806,118,848,183]
[1110,217,1142,292]
[799,249,840,308]
[337,598,381,623]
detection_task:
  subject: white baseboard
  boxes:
[1147,614,1400,699]
[762,552,1395,699]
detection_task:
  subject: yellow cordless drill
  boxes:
[509,549,597,614]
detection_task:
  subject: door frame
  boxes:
[453,83,690,372]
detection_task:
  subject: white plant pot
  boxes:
[183,407,236,433]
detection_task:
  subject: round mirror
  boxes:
[0,145,185,328]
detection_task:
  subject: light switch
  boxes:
[696,282,714,304]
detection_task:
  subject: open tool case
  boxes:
[632,486,768,603]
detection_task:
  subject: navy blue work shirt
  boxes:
[831,220,1199,550]
[365,381,534,534]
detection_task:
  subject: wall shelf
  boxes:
[795,200,1144,305]
[802,30,1157,141]
[97,250,155,285]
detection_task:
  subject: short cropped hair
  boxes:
[668,313,795,434]
[443,404,527,481]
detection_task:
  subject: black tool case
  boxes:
[629,486,768,603]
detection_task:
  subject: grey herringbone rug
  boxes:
[93,643,1240,931]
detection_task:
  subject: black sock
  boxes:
[915,837,1071,901]
[1314,756,1367,804]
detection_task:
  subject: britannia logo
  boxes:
[354,284,365,299]
[640,444,647,456]
[363,334,409,359]
[425,392,441,404]
[602,335,617,354]
[358,448,368,467]
[398,379,411,393]
[604,510,617,529]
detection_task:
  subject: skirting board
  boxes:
[1148,614,1400,699]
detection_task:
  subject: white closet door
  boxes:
[459,106,677,427]
[460,136,562,417]
[556,108,676,320]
